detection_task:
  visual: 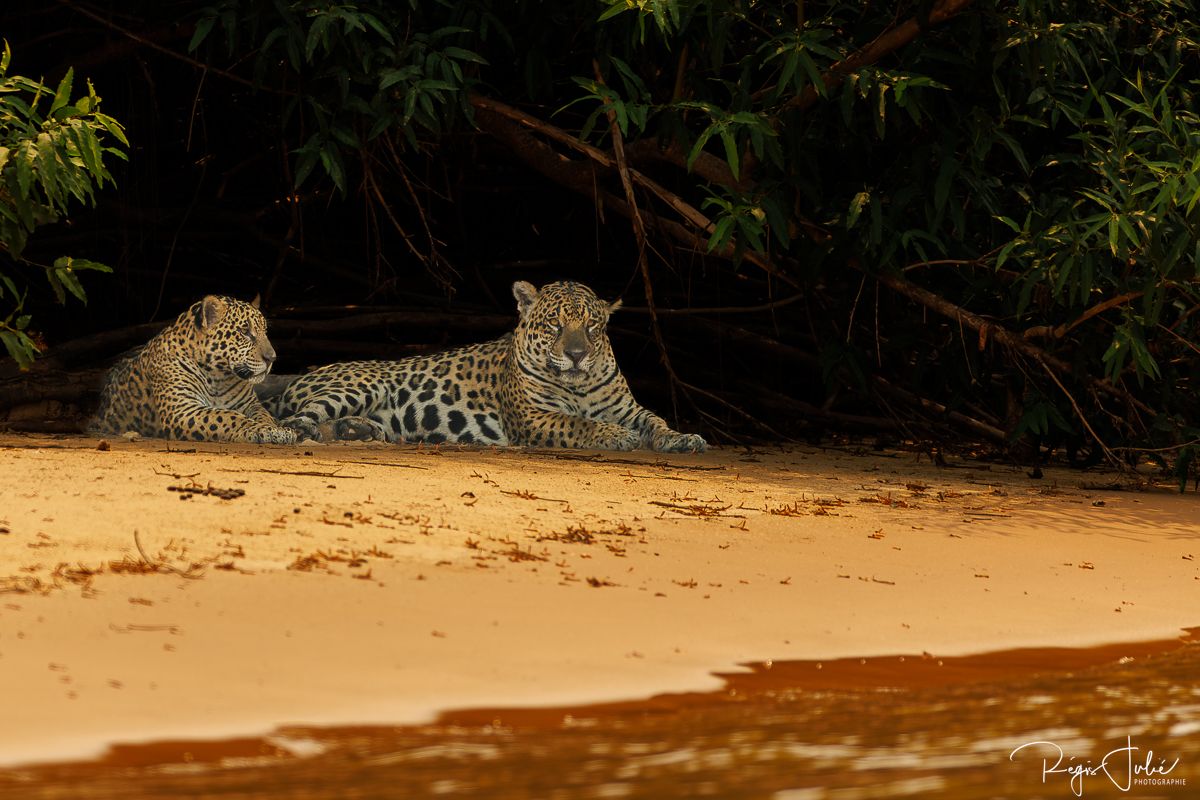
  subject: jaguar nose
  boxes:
[564,344,586,366]
[262,348,277,366]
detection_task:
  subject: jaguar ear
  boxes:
[512,281,538,318]
[249,293,262,310]
[607,298,623,316]
[196,295,227,330]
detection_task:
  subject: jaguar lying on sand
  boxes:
[266,280,707,452]
[89,295,297,444]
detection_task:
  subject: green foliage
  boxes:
[0,41,125,367]
[562,0,1200,475]
[188,1,487,194]
[13,0,1197,477]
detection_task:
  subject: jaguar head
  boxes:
[190,294,278,384]
[511,280,619,385]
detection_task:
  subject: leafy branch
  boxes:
[0,41,127,367]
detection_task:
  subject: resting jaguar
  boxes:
[89,295,297,444]
[267,280,707,452]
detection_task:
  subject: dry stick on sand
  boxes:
[218,467,365,479]
[133,530,205,580]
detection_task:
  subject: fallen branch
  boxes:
[866,266,1156,421]
[872,375,1007,443]
[470,95,801,290]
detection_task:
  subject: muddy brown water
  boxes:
[3,632,1197,799]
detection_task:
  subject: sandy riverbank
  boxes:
[0,433,1196,767]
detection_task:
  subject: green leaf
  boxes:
[847,191,869,229]
[62,257,111,273]
[359,12,395,44]
[93,112,129,147]
[995,216,1022,234]
[51,257,90,304]
[686,125,717,172]
[707,215,735,252]
[1,330,38,369]
[718,129,739,180]
[49,67,73,115]
[778,51,798,95]
[305,14,333,61]
[933,158,957,216]
[293,147,318,189]
[14,142,34,199]
[443,46,487,65]
[597,2,629,22]
[318,144,345,192]
[0,273,18,300]
[44,268,65,304]
[795,50,825,97]
[189,15,217,53]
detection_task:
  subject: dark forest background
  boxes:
[1,1,1198,482]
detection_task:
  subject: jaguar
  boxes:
[268,280,707,452]
[90,295,297,444]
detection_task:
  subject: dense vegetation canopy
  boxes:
[1,0,1198,484]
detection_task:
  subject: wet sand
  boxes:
[0,433,1197,768]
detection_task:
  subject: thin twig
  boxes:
[56,0,287,94]
[133,530,205,580]
[1111,438,1200,454]
[1157,323,1200,358]
[846,274,867,344]
[593,60,682,421]
[1038,361,1122,470]
[783,0,975,113]
[1024,291,1144,340]
[620,293,805,315]
[218,467,364,479]
[677,379,793,441]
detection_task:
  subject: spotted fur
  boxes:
[89,295,297,444]
[269,281,707,452]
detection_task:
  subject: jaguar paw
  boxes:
[331,416,388,442]
[654,432,708,453]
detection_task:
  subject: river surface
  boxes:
[3,634,1197,799]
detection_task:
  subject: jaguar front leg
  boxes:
[510,409,640,450]
[625,406,708,453]
[158,401,298,444]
